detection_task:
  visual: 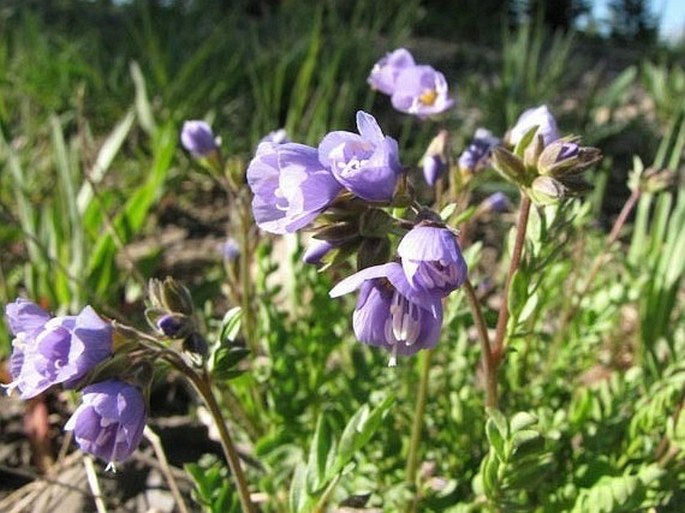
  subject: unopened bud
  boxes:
[458,128,499,175]
[160,277,194,315]
[157,314,187,338]
[491,146,527,185]
[303,240,335,265]
[183,332,209,359]
[421,130,449,186]
[530,176,567,205]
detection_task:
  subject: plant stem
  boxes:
[404,348,434,513]
[195,370,256,513]
[167,355,255,513]
[463,280,497,408]
[239,193,259,356]
[492,194,532,364]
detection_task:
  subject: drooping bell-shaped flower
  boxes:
[458,128,500,174]
[65,379,146,468]
[397,225,468,297]
[318,111,401,202]
[181,120,219,157]
[4,299,112,399]
[247,142,343,234]
[367,48,416,95]
[330,262,443,365]
[391,65,455,118]
[508,105,559,148]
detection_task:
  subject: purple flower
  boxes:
[390,65,455,118]
[181,120,218,157]
[4,299,112,399]
[368,48,416,95]
[397,226,467,297]
[330,262,443,365]
[423,155,445,186]
[481,192,509,213]
[218,237,240,262]
[421,130,449,186]
[303,239,335,265]
[458,128,500,174]
[247,142,343,234]
[65,379,146,467]
[508,105,559,148]
[318,111,401,202]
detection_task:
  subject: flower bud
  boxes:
[458,128,499,175]
[160,277,194,315]
[538,140,601,177]
[181,120,219,158]
[421,130,449,186]
[530,176,567,205]
[481,192,509,213]
[156,313,189,338]
[491,146,527,184]
[183,332,209,359]
[303,240,335,265]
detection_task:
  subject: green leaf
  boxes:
[509,412,538,433]
[289,463,309,513]
[219,307,242,344]
[334,395,394,474]
[485,418,506,460]
[306,414,335,494]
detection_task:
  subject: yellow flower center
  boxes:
[419,88,437,106]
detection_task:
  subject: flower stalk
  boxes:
[404,348,434,513]
[492,194,532,364]
[168,354,255,513]
[464,279,497,408]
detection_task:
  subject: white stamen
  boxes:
[388,343,398,367]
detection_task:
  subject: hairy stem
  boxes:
[492,194,532,364]
[404,348,434,513]
[464,280,497,408]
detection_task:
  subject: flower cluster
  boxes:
[246,109,468,364]
[368,48,455,118]
[4,299,146,467]
[247,110,401,235]
[491,105,601,204]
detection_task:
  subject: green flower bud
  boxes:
[160,277,194,315]
[538,140,601,177]
[530,176,567,205]
[492,146,527,185]
[310,222,359,245]
[148,277,194,315]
